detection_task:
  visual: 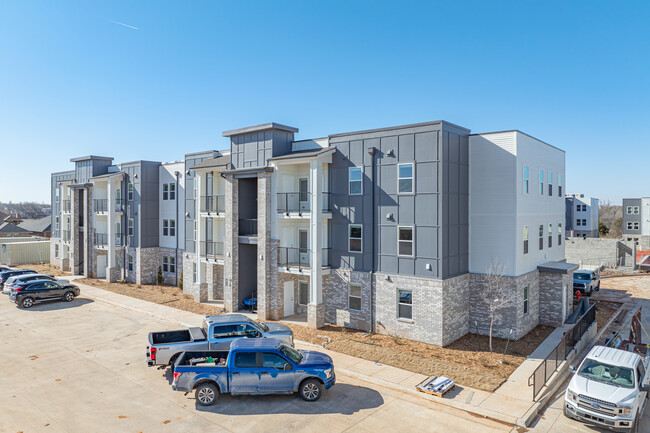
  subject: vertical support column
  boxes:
[83,186,93,278]
[257,172,278,320]
[224,176,239,311]
[194,172,207,301]
[70,188,80,275]
[106,179,117,281]
[308,160,324,329]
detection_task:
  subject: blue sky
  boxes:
[1,1,648,203]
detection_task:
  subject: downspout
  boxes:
[367,146,377,334]
[174,170,180,286]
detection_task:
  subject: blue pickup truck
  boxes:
[172,339,335,406]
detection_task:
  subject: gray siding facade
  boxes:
[51,170,75,238]
[622,198,642,236]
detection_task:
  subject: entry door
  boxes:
[299,178,309,211]
[284,281,294,317]
[298,229,309,265]
[97,254,107,279]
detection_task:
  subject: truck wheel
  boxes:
[629,411,639,433]
[63,291,75,302]
[195,383,219,406]
[21,297,34,308]
[169,354,179,373]
[299,379,323,402]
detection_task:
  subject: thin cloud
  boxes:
[106,19,139,30]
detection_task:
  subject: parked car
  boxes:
[171,338,335,406]
[0,266,12,273]
[3,274,69,294]
[0,269,36,290]
[573,270,600,296]
[565,345,649,432]
[147,314,294,368]
[8,279,80,308]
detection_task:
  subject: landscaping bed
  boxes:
[17,263,68,277]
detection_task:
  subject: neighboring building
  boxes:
[622,197,650,244]
[0,222,29,237]
[18,216,52,237]
[565,194,599,238]
[50,120,572,347]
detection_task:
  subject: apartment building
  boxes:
[565,194,599,238]
[622,198,650,245]
[50,120,572,346]
[50,156,185,285]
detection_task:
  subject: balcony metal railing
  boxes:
[276,192,331,214]
[200,241,224,259]
[94,199,108,212]
[62,230,70,242]
[200,195,226,213]
[277,247,331,269]
[239,219,258,236]
[94,233,108,246]
[115,198,123,211]
[115,234,123,246]
[62,200,71,213]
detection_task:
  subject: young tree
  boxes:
[483,260,510,352]
[599,222,610,236]
[157,266,164,286]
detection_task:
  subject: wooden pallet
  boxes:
[416,375,455,398]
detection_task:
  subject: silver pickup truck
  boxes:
[146,314,294,368]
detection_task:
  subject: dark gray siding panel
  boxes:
[622,198,642,235]
[140,161,161,248]
[229,129,294,169]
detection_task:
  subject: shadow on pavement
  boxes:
[194,383,384,415]
[13,297,94,311]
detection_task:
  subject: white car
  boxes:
[565,345,649,432]
[3,274,69,294]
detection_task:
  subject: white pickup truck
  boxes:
[565,345,649,432]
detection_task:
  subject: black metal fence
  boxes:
[94,199,108,212]
[239,219,258,236]
[200,195,225,213]
[529,303,596,400]
[276,192,331,213]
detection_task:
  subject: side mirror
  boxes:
[641,384,650,392]
[569,365,576,374]
[283,362,292,371]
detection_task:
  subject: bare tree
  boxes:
[599,200,622,238]
[482,260,510,352]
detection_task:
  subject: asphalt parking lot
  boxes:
[0,291,512,433]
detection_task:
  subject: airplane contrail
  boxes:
[106,19,139,30]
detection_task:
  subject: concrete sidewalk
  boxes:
[69,278,560,427]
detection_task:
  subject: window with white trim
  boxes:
[193,221,197,241]
[539,169,544,195]
[558,223,562,245]
[193,177,198,199]
[169,183,176,200]
[128,183,134,201]
[634,206,640,214]
[55,187,60,202]
[55,244,59,258]
[162,256,169,272]
[162,219,169,236]
[348,282,361,311]
[523,225,529,254]
[128,218,134,236]
[627,206,633,214]
[548,172,553,196]
[349,167,362,195]
[581,219,587,226]
[192,262,197,283]
[548,223,553,248]
[397,289,412,320]
[169,219,176,237]
[162,184,168,200]
[349,225,362,253]
[169,256,176,273]
[539,224,544,250]
[55,216,60,231]
[397,163,414,193]
[128,254,133,271]
[299,281,309,305]
[523,166,529,194]
[398,227,414,256]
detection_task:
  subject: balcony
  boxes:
[115,234,123,246]
[94,199,108,213]
[239,219,258,236]
[115,198,123,212]
[200,195,225,214]
[277,192,331,214]
[277,247,331,270]
[200,241,224,259]
[62,230,70,242]
[62,200,71,213]
[94,232,108,246]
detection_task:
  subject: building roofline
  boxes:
[328,120,471,139]
[118,160,162,167]
[471,130,565,153]
[70,155,114,162]
[184,150,222,157]
[51,170,75,176]
[222,122,299,137]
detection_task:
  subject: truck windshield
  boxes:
[250,319,269,332]
[280,345,303,364]
[574,273,590,280]
[578,359,634,388]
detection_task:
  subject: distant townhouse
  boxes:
[565,194,599,238]
[622,197,650,245]
[50,120,573,346]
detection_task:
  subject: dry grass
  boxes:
[16,263,68,277]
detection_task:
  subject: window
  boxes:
[169,219,176,237]
[397,289,412,320]
[213,325,236,339]
[349,167,362,195]
[523,226,529,254]
[128,183,133,201]
[262,353,287,369]
[634,222,640,230]
[539,169,544,195]
[169,256,176,273]
[193,221,197,241]
[162,184,168,200]
[349,283,361,311]
[162,219,169,236]
[548,172,553,196]
[192,262,197,283]
[349,225,362,252]
[558,223,562,246]
[193,177,198,199]
[55,244,59,258]
[523,165,529,194]
[398,227,414,256]
[558,174,563,196]
[539,225,544,250]
[627,206,633,214]
[128,219,134,236]
[299,281,309,305]
[548,224,553,248]
[576,219,582,227]
[55,216,60,231]
[234,352,257,368]
[162,256,168,272]
[581,219,587,226]
[634,206,640,214]
[55,187,60,202]
[523,286,529,315]
[169,183,176,200]
[128,255,133,271]
[398,163,414,193]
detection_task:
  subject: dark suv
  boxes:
[0,269,36,290]
[9,279,80,308]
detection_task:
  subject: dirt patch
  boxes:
[15,263,67,277]
[75,278,227,316]
[285,323,553,392]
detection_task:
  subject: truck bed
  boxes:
[149,327,206,345]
